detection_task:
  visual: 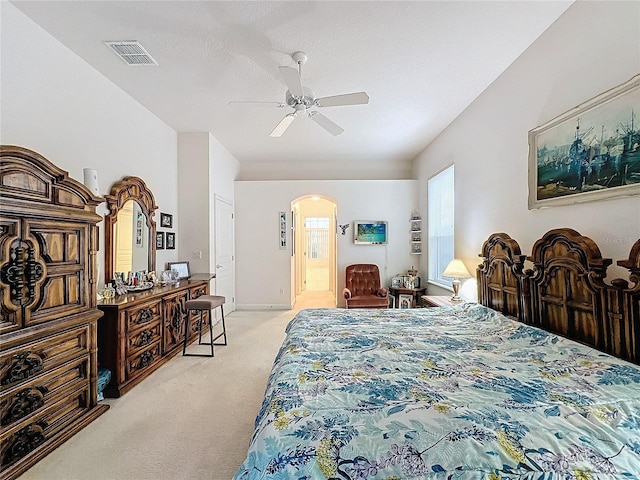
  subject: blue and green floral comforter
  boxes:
[233,303,640,479]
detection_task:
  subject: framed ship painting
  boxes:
[528,74,640,209]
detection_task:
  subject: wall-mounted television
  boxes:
[353,221,388,245]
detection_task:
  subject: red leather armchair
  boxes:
[343,264,389,309]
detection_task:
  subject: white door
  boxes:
[215,196,235,312]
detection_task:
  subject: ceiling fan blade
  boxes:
[315,92,369,107]
[309,111,344,136]
[279,66,304,98]
[228,100,287,107]
[270,113,297,137]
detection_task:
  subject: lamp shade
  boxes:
[442,259,471,279]
[83,168,99,195]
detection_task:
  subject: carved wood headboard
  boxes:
[477,228,639,365]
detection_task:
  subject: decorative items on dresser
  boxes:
[97,281,209,397]
[0,146,109,480]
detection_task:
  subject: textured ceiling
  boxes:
[11,0,573,178]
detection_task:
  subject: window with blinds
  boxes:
[428,165,454,287]
[305,217,330,259]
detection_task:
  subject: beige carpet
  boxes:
[18,291,336,480]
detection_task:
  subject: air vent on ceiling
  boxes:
[104,41,158,66]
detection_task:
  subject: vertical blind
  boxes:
[305,217,330,259]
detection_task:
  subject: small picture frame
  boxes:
[391,276,403,287]
[160,212,173,229]
[398,294,413,309]
[167,261,191,280]
[156,232,165,249]
[166,232,175,250]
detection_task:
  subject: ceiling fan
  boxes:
[230,51,369,137]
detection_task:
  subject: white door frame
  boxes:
[291,195,337,306]
[214,195,235,312]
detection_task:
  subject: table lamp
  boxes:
[442,259,472,302]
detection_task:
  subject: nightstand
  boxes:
[421,295,457,307]
[388,286,427,308]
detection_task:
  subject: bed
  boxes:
[233,229,640,479]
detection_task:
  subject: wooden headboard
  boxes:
[478,228,639,365]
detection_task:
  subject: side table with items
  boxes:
[388,286,427,308]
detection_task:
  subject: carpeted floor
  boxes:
[18,291,336,480]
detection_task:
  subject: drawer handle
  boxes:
[139,350,155,368]
[0,242,44,307]
[1,351,44,386]
[137,329,154,347]
[2,387,46,426]
[134,308,155,325]
[2,421,47,466]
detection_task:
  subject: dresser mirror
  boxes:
[104,176,158,284]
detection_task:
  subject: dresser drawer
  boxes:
[0,325,90,392]
[0,383,90,470]
[1,356,89,427]
[126,322,162,356]
[124,301,162,333]
[187,285,210,337]
[126,342,161,382]
[189,284,208,300]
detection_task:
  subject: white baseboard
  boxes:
[235,304,291,311]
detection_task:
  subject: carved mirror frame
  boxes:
[104,176,158,284]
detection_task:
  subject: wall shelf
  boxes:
[410,213,422,254]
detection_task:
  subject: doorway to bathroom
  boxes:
[292,195,337,308]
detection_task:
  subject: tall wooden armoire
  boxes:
[0,146,109,479]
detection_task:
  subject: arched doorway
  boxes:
[292,195,337,308]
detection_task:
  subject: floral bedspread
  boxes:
[233,303,640,479]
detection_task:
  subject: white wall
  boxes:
[235,180,418,309]
[3,5,241,292]
[177,134,211,274]
[177,133,239,293]
[1,3,180,287]
[416,0,640,297]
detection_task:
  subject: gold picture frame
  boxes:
[528,74,640,209]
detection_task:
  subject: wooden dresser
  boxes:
[0,146,109,480]
[97,281,209,397]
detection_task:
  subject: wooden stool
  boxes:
[183,295,227,357]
